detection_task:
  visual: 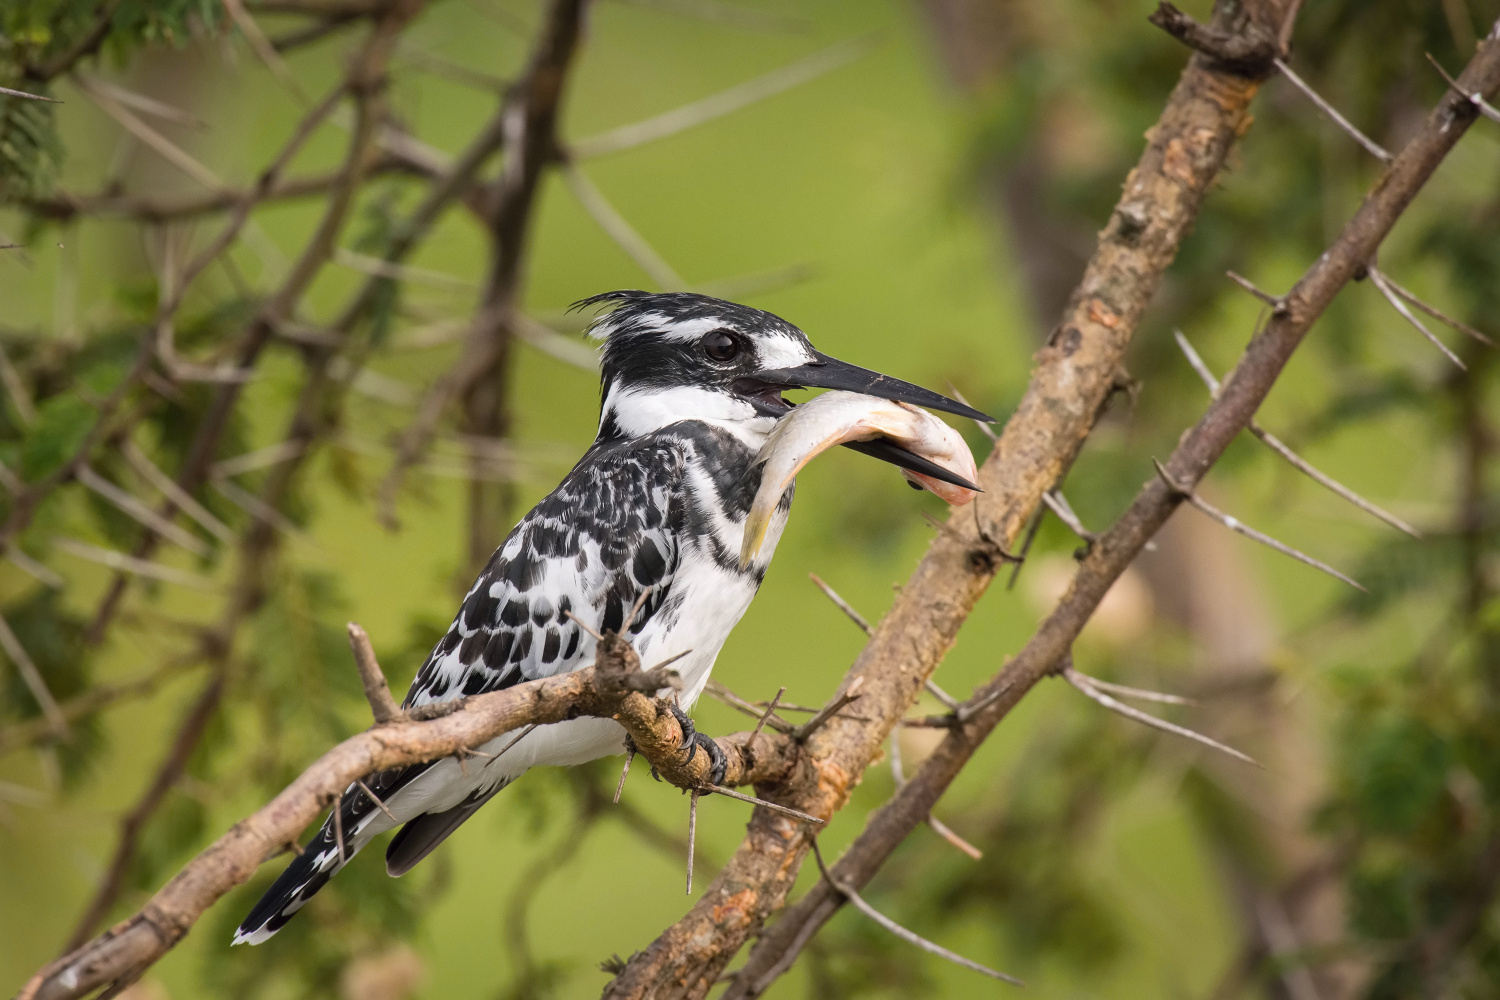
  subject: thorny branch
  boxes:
[603,2,1301,996]
[724,17,1500,997]
[20,630,810,1000]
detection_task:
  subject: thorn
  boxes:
[794,676,864,740]
[947,384,997,443]
[1062,663,1258,766]
[1369,266,1466,369]
[1426,52,1500,125]
[1070,672,1195,706]
[1226,270,1289,312]
[614,748,635,804]
[620,587,653,633]
[491,724,537,762]
[809,573,872,635]
[926,814,984,860]
[750,686,786,743]
[1273,57,1393,162]
[564,609,605,641]
[924,680,959,711]
[286,839,304,856]
[701,784,825,825]
[686,790,698,895]
[331,796,346,865]
[1174,331,1421,538]
[1375,268,1493,347]
[355,778,397,822]
[1006,504,1045,590]
[1041,490,1096,543]
[0,84,61,103]
[810,839,1022,986]
[1153,460,1366,591]
[702,679,796,733]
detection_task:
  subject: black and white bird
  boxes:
[234,290,989,944]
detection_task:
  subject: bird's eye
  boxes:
[701,331,739,363]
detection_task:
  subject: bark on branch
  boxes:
[605,2,1297,997]
[727,16,1500,996]
[19,632,804,1000]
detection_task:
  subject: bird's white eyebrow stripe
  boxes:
[648,317,734,342]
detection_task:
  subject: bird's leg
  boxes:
[668,703,729,786]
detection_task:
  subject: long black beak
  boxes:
[755,352,995,423]
[753,352,992,494]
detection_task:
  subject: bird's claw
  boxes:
[668,703,728,785]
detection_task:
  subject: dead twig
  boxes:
[347,622,402,724]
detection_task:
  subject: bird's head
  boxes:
[576,291,991,452]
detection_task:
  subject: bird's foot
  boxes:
[668,703,728,785]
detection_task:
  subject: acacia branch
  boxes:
[726,18,1500,995]
[20,632,806,1000]
[604,3,1297,996]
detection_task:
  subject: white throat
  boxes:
[601,384,777,449]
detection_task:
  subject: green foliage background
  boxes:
[3,1,1500,997]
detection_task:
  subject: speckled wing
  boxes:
[403,436,686,710]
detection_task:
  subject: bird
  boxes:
[233,290,990,944]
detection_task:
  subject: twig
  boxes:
[808,572,872,634]
[1063,664,1257,766]
[0,612,69,738]
[52,537,217,590]
[76,466,209,557]
[491,723,539,761]
[686,790,698,894]
[809,839,1022,986]
[1274,56,1393,162]
[701,784,824,825]
[561,162,685,290]
[120,442,236,545]
[1153,460,1366,591]
[222,0,312,104]
[1368,265,1466,369]
[1174,331,1421,537]
[347,622,401,724]
[73,76,205,128]
[210,476,314,543]
[1006,505,1044,590]
[572,37,873,159]
[794,676,864,740]
[0,342,36,424]
[621,587,653,634]
[5,546,66,589]
[72,75,226,191]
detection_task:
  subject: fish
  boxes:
[740,390,981,567]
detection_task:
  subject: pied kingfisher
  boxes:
[235,291,989,944]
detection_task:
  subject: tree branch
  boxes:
[725,18,1500,995]
[603,3,1298,997]
[20,630,806,1000]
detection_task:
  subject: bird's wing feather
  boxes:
[403,434,687,711]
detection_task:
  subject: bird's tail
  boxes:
[232,811,361,945]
